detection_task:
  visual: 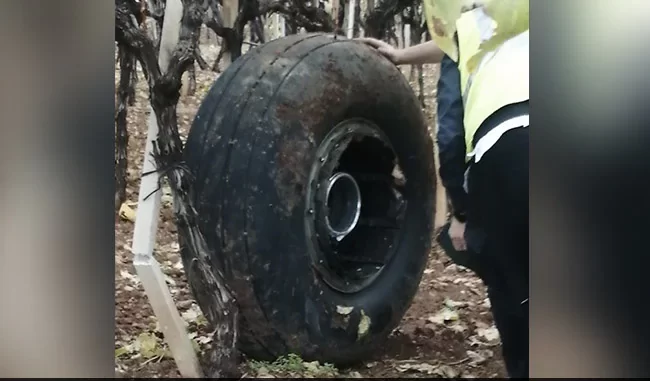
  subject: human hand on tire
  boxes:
[449,216,467,251]
[356,38,404,65]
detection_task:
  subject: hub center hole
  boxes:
[325,172,361,238]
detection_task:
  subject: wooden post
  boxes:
[147,18,158,41]
[267,13,277,40]
[131,0,203,378]
[403,23,411,77]
[267,13,285,40]
[331,0,340,31]
[221,0,239,68]
[366,0,374,14]
[278,14,285,37]
[396,16,403,49]
[345,0,356,38]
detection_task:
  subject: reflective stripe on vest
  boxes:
[456,9,529,159]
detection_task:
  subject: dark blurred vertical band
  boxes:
[531,0,650,377]
[0,0,115,377]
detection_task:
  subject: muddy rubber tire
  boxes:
[182,33,436,365]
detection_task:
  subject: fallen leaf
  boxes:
[256,366,270,376]
[120,270,140,285]
[466,350,487,366]
[135,332,161,359]
[397,362,438,373]
[467,335,482,347]
[182,307,200,324]
[119,203,137,222]
[477,325,500,342]
[445,264,458,272]
[196,313,208,326]
[181,310,198,324]
[303,361,321,372]
[427,308,459,325]
[474,318,488,327]
[115,345,131,358]
[434,364,458,378]
[444,298,465,308]
[196,335,213,345]
[176,299,194,310]
[449,323,467,333]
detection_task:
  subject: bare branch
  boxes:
[115,0,240,377]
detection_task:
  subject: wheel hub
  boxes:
[304,119,407,293]
[323,172,362,241]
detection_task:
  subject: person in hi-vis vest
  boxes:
[358,6,529,379]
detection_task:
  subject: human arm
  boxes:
[356,38,445,65]
[436,54,468,222]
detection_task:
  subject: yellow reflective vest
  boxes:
[455,8,529,158]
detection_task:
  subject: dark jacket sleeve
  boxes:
[436,54,468,217]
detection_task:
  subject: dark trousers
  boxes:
[468,127,529,378]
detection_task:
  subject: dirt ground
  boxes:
[114,40,507,378]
